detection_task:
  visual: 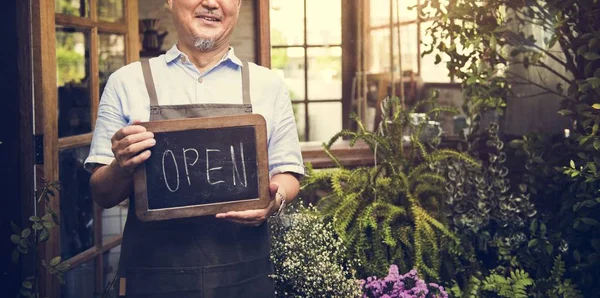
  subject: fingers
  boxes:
[111,122,155,174]
[216,201,276,226]
[269,182,280,197]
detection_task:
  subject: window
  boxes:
[270,0,343,142]
[366,0,452,83]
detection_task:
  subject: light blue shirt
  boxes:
[85,45,305,178]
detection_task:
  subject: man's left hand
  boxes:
[215,182,283,226]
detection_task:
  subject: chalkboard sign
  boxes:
[133,114,270,221]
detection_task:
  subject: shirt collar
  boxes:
[164,44,243,67]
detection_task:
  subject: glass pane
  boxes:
[60,146,94,259]
[293,103,307,142]
[270,0,305,46]
[420,21,451,83]
[98,0,124,22]
[102,245,122,298]
[306,0,341,45]
[271,47,306,100]
[55,0,90,18]
[102,203,127,244]
[368,25,418,74]
[61,258,96,298]
[307,102,342,142]
[370,0,390,28]
[307,47,342,100]
[398,24,418,74]
[369,28,390,73]
[399,0,418,22]
[57,27,91,138]
[99,33,126,97]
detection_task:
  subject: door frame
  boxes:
[25,0,139,296]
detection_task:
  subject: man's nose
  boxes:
[200,0,219,10]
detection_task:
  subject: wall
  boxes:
[139,0,256,62]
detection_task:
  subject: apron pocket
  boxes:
[203,256,275,298]
[125,266,203,298]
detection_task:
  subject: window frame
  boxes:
[365,0,459,84]
[269,0,349,142]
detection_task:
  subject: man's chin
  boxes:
[193,37,217,51]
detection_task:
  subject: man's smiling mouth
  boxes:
[196,13,222,22]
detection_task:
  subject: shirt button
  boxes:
[181,56,187,63]
[198,77,203,83]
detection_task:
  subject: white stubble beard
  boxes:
[193,37,216,52]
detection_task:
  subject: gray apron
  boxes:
[116,59,275,298]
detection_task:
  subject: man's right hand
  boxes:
[110,121,155,175]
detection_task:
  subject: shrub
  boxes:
[269,207,361,298]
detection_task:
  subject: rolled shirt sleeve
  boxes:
[84,74,128,172]
[267,79,305,178]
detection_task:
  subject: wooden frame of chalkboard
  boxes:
[133,114,270,221]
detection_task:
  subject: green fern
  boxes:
[304,95,479,279]
[482,269,533,298]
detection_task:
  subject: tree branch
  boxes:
[512,91,556,99]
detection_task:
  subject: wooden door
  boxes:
[30,0,138,296]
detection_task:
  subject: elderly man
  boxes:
[84,0,304,297]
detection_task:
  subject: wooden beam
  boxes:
[342,0,358,130]
[255,0,271,67]
[55,14,128,34]
[58,133,93,150]
[31,0,60,296]
[125,0,140,63]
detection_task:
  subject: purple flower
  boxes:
[360,265,448,298]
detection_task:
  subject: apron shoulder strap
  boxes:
[141,59,159,106]
[241,60,251,106]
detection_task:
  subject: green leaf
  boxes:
[32,223,43,230]
[570,160,576,168]
[592,103,600,109]
[22,281,33,289]
[528,239,539,248]
[583,52,600,60]
[589,77,600,89]
[580,217,600,226]
[494,25,508,33]
[540,222,547,235]
[546,242,553,255]
[10,235,20,244]
[56,262,70,271]
[595,139,600,151]
[16,245,27,254]
[21,228,31,239]
[42,221,54,229]
[589,38,599,50]
[41,213,53,222]
[29,216,40,222]
[530,219,538,233]
[50,256,61,267]
[490,34,497,49]
[558,109,573,116]
[577,45,589,56]
[38,228,49,242]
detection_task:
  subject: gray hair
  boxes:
[193,37,216,51]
